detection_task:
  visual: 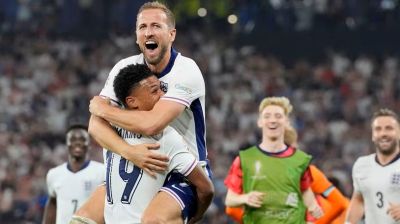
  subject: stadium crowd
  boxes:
[1,0,400,223]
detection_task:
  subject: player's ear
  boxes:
[257,116,262,128]
[169,28,176,42]
[125,96,138,110]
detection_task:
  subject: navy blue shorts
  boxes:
[160,171,197,223]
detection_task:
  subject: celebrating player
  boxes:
[224,97,323,224]
[43,124,104,224]
[74,1,212,223]
[346,108,400,224]
[103,64,213,223]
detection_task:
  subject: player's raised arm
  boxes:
[88,114,168,176]
[90,96,184,136]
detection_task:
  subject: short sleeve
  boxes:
[46,169,56,197]
[300,166,313,191]
[161,127,197,176]
[169,151,198,176]
[352,159,361,193]
[224,156,243,194]
[161,59,204,107]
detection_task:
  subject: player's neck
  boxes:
[376,148,400,166]
[259,139,286,153]
[68,156,88,172]
[146,51,171,75]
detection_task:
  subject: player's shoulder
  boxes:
[47,163,67,177]
[157,126,187,149]
[176,53,197,65]
[353,153,376,172]
[112,54,143,71]
[174,53,201,73]
[157,126,181,142]
[354,153,375,166]
[88,160,104,169]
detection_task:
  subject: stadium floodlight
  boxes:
[197,8,207,17]
[227,14,238,25]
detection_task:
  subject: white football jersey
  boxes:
[46,161,104,224]
[100,49,207,163]
[352,153,400,224]
[104,126,197,224]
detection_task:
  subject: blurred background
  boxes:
[1,0,400,223]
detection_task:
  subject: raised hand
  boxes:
[121,143,169,177]
[89,96,111,117]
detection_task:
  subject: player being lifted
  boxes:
[73,1,212,224]
[102,64,213,223]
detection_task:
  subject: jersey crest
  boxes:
[160,81,168,93]
[84,181,93,192]
[391,171,400,188]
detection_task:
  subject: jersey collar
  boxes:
[67,160,90,173]
[375,152,400,167]
[142,48,178,79]
[158,48,178,78]
[256,144,295,158]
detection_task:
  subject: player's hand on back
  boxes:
[89,96,111,117]
[121,143,169,177]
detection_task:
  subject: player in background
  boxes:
[346,108,400,224]
[225,124,347,224]
[43,124,104,224]
[326,176,350,224]
[73,1,212,224]
[307,165,349,224]
[103,64,213,224]
[224,97,323,224]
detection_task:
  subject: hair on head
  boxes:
[372,108,399,124]
[113,64,154,107]
[258,96,293,115]
[137,1,175,28]
[66,124,88,134]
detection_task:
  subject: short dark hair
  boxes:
[66,124,88,134]
[372,108,399,124]
[113,64,155,107]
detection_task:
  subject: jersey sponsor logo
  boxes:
[285,192,299,207]
[160,81,168,93]
[264,209,290,219]
[175,83,192,94]
[251,161,266,180]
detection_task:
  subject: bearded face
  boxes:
[372,116,400,156]
[136,9,176,67]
